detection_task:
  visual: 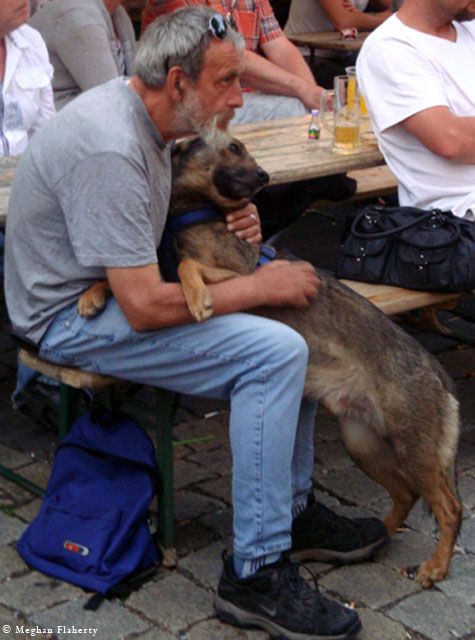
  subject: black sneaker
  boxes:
[291,494,388,564]
[214,552,361,640]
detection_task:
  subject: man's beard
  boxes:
[454,9,475,21]
[173,89,233,149]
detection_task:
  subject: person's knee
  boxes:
[261,323,309,372]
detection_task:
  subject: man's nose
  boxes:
[228,79,244,109]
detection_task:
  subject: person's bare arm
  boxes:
[401,106,475,163]
[326,0,391,30]
[106,260,320,331]
[240,45,322,110]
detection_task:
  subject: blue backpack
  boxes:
[17,410,160,602]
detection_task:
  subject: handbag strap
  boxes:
[350,208,441,240]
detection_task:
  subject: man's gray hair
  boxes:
[136,7,244,88]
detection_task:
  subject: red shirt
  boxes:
[141,0,283,53]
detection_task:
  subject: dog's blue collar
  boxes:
[167,208,222,233]
[256,244,277,267]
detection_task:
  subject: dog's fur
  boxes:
[79,136,462,587]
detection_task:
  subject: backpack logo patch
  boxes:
[64,540,90,556]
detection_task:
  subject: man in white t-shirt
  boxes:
[357,0,475,220]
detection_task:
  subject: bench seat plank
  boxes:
[19,349,118,389]
[342,280,460,315]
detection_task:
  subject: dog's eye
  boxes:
[228,142,240,154]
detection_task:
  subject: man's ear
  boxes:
[166,66,187,101]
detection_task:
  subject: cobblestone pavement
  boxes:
[0,292,474,640]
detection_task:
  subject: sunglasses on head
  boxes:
[208,12,238,39]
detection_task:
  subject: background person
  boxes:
[30,0,136,110]
[0,0,54,277]
[285,0,392,88]
[357,0,475,221]
[5,8,385,637]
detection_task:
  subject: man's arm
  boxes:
[328,0,391,30]
[106,260,320,331]
[401,107,475,164]
[240,43,322,110]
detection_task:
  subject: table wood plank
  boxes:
[288,30,370,52]
[231,115,383,185]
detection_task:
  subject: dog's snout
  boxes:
[256,167,269,185]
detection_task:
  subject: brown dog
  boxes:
[79,136,462,587]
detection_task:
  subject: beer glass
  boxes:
[345,65,368,117]
[320,75,361,155]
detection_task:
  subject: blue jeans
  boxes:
[40,300,317,559]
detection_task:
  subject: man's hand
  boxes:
[226,204,262,245]
[298,82,324,112]
[253,260,320,308]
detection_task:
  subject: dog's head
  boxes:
[170,136,269,215]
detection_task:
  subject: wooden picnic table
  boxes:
[288,30,370,70]
[231,114,383,185]
[0,117,382,222]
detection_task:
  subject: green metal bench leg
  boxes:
[0,464,45,497]
[59,384,80,439]
[153,388,176,554]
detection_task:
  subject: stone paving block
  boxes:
[0,572,79,614]
[19,461,52,489]
[315,440,354,472]
[127,572,213,633]
[0,477,33,503]
[314,413,340,442]
[457,379,475,425]
[14,499,41,524]
[457,441,475,472]
[180,541,225,590]
[174,461,218,491]
[185,617,267,639]
[388,591,475,640]
[0,512,26,545]
[0,444,32,469]
[357,608,407,640]
[174,416,229,453]
[199,508,233,540]
[174,491,225,522]
[458,515,475,553]
[198,476,231,504]
[378,529,437,574]
[33,596,149,640]
[316,466,387,506]
[0,545,27,580]
[319,563,420,609]
[458,473,475,509]
[175,521,216,558]
[435,553,475,606]
[186,447,233,477]
[135,628,176,640]
[0,605,33,640]
[0,493,15,509]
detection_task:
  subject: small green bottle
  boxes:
[308,109,320,140]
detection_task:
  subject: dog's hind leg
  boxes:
[339,417,418,536]
[416,474,462,588]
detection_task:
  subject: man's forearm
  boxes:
[240,49,320,108]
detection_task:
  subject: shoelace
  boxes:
[275,559,328,614]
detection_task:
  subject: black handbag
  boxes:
[335,205,475,292]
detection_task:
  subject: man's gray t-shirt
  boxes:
[5,78,172,343]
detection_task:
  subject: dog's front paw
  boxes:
[186,286,214,322]
[77,284,109,318]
